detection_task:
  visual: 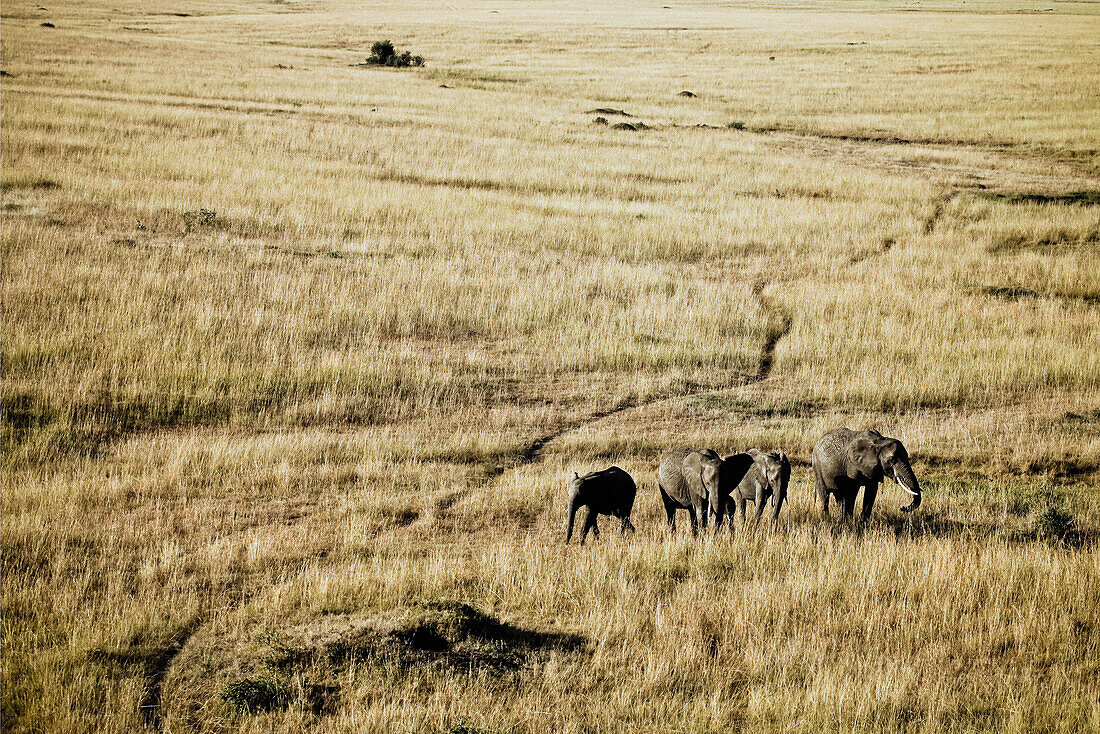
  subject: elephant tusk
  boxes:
[895,472,919,496]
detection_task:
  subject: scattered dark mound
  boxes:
[981,285,1045,301]
[611,121,649,131]
[41,21,55,27]
[592,116,608,125]
[212,599,588,717]
[979,285,1100,305]
[585,107,632,117]
[678,90,696,97]
[979,190,1100,207]
[987,225,1099,254]
[0,70,13,78]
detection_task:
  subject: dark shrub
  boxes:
[368,40,395,64]
[1034,501,1075,542]
[365,40,424,68]
[221,677,281,713]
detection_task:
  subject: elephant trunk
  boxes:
[565,493,581,543]
[894,461,922,513]
[772,457,790,524]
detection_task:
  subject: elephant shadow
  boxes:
[843,510,1099,549]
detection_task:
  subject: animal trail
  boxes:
[518,400,640,466]
[847,237,896,267]
[749,278,793,384]
[139,617,204,729]
[513,272,796,468]
[923,190,961,235]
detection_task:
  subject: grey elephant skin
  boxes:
[658,447,751,536]
[811,428,922,519]
[565,466,637,545]
[714,449,790,532]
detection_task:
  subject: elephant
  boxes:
[811,428,922,520]
[658,447,753,536]
[713,449,790,532]
[564,466,637,545]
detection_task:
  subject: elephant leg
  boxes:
[840,494,855,520]
[753,489,768,527]
[621,516,636,534]
[687,507,699,537]
[814,468,827,519]
[770,491,784,525]
[660,484,678,532]
[736,497,747,529]
[861,483,878,522]
[712,496,726,534]
[580,508,600,545]
[565,498,581,544]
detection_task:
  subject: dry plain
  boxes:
[2,0,1100,732]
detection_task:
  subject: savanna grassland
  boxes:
[2,1,1100,732]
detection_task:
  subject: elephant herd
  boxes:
[565,428,923,544]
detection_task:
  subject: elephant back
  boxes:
[575,465,636,515]
[582,465,635,494]
[812,427,854,464]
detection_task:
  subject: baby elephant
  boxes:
[565,466,637,545]
[714,449,790,532]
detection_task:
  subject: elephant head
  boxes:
[847,432,921,512]
[746,449,791,522]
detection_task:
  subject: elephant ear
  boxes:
[721,452,756,488]
[846,436,881,478]
[778,453,791,491]
[682,451,707,502]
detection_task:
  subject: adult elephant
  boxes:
[714,449,790,532]
[811,428,922,520]
[658,447,753,536]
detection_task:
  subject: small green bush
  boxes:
[366,40,424,68]
[1033,502,1075,541]
[222,677,282,714]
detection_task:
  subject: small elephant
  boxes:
[658,447,751,536]
[714,449,790,532]
[565,466,637,545]
[812,428,922,520]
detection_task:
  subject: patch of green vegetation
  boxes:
[436,719,505,734]
[1033,501,1075,543]
[221,677,282,714]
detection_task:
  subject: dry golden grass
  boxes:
[2,1,1099,732]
